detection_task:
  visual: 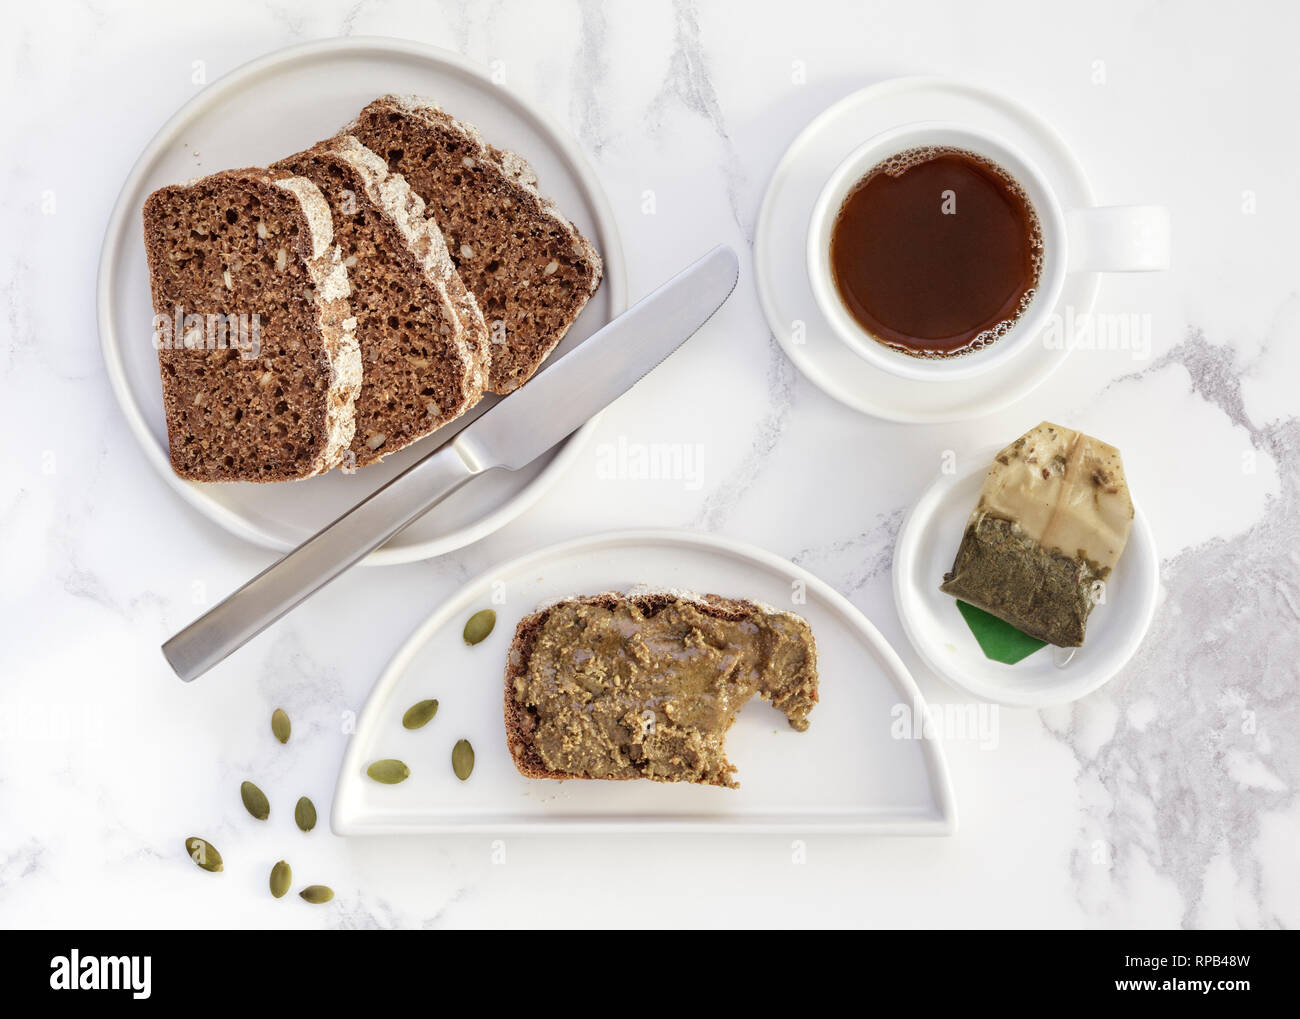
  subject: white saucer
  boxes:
[333,529,955,834]
[98,38,625,565]
[892,448,1160,707]
[754,76,1100,422]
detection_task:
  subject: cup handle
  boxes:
[1065,205,1170,272]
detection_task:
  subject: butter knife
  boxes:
[163,244,740,681]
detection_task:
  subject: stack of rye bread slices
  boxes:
[143,95,603,482]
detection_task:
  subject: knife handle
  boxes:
[162,443,481,681]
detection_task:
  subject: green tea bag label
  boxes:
[956,600,1046,665]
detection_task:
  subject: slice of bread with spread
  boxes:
[273,136,488,467]
[142,168,360,482]
[347,95,604,394]
[505,587,818,787]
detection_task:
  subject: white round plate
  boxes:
[893,450,1160,707]
[98,37,625,565]
[755,76,1099,422]
[332,529,956,834]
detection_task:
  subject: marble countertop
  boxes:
[2,0,1296,929]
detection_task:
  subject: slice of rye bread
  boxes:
[273,136,489,467]
[504,588,819,786]
[142,168,360,482]
[346,94,604,394]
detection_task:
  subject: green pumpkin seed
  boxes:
[294,796,317,832]
[299,884,334,904]
[463,609,496,645]
[402,699,439,730]
[452,739,474,781]
[240,780,270,821]
[270,860,291,898]
[186,837,223,872]
[271,708,291,744]
[366,759,410,784]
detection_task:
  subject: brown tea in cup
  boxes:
[828,147,1042,358]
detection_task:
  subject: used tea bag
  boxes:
[940,422,1134,647]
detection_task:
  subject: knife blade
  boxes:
[163,244,740,681]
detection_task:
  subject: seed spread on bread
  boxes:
[505,591,818,787]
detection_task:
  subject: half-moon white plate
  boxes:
[98,37,626,565]
[332,529,957,834]
[893,448,1160,707]
[755,76,1099,422]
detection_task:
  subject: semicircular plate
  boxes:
[333,529,957,834]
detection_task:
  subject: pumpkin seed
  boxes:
[271,708,291,744]
[186,837,223,872]
[270,860,291,898]
[402,699,439,730]
[240,780,270,820]
[463,609,496,645]
[299,884,334,904]
[452,739,474,781]
[366,759,410,784]
[294,796,317,832]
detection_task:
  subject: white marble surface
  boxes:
[3,0,1297,928]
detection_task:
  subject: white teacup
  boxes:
[807,122,1170,382]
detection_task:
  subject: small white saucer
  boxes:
[755,76,1100,422]
[892,448,1160,707]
